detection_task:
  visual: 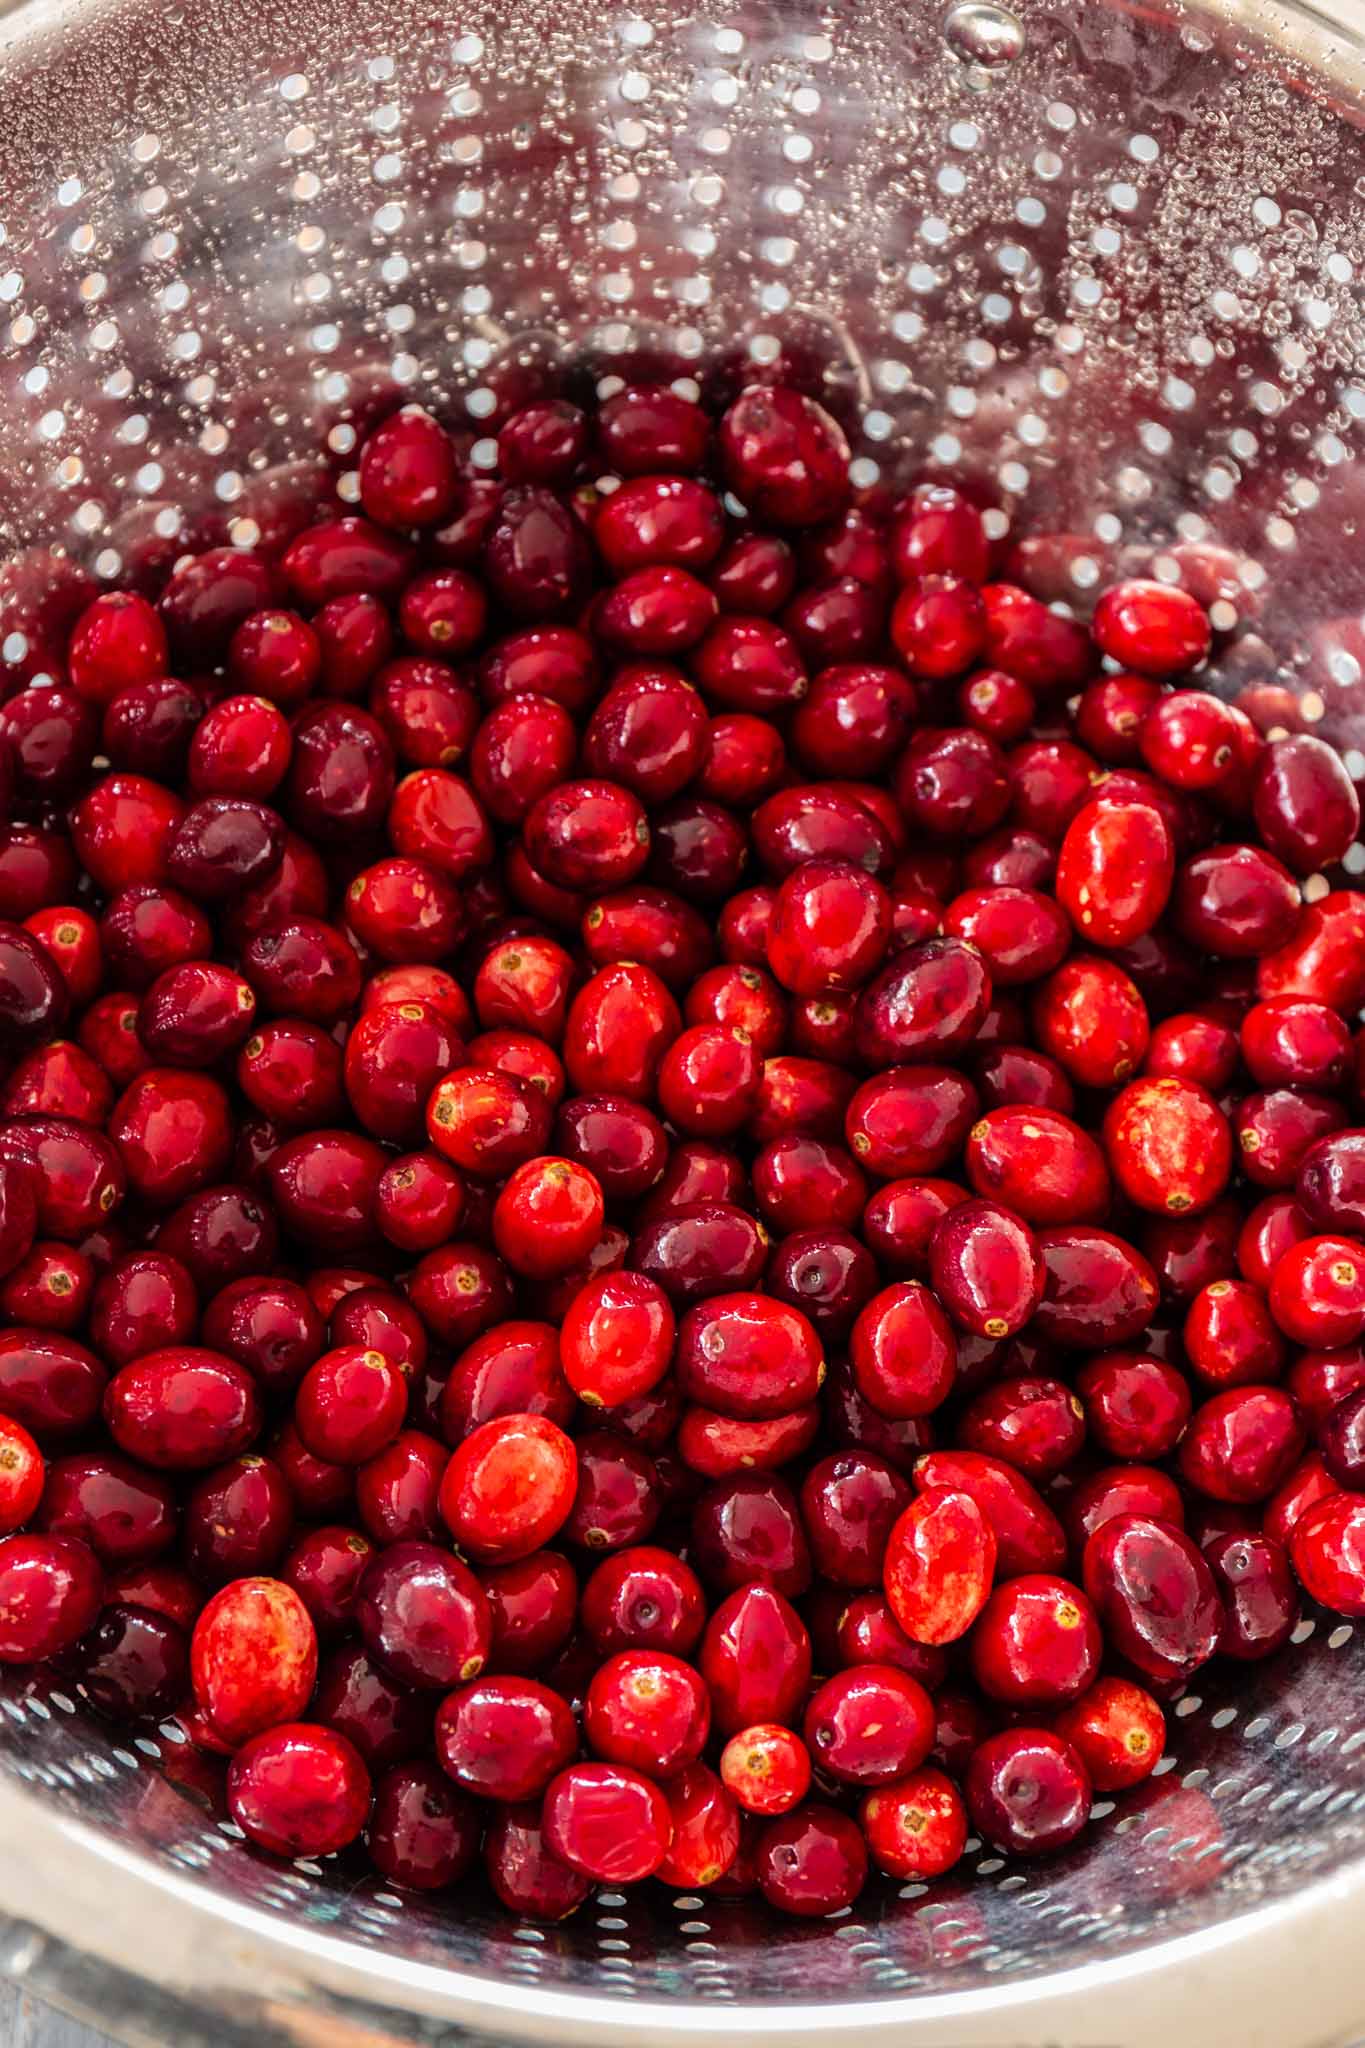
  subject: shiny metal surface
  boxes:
[2,0,1365,2039]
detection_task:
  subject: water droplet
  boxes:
[943,1,1025,67]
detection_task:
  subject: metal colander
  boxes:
[2,0,1365,2041]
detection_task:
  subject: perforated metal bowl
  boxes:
[3,0,1365,2041]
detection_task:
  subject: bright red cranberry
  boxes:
[959,1375,1085,1480]
[105,1346,260,1470]
[189,694,292,797]
[0,1240,93,1332]
[964,1106,1110,1226]
[966,1727,1091,1856]
[1258,891,1365,1015]
[1183,1278,1284,1387]
[439,1413,576,1563]
[883,1487,995,1646]
[191,1576,317,1743]
[847,1282,956,1420]
[228,1721,370,1858]
[802,1663,934,1787]
[24,906,101,1006]
[1075,1352,1191,1460]
[68,590,168,705]
[720,1725,811,1817]
[860,1766,967,1880]
[1032,956,1150,1089]
[541,1760,673,1882]
[0,1416,43,1534]
[701,1581,811,1735]
[559,1271,675,1411]
[1103,1076,1233,1218]
[0,1533,103,1662]
[928,1198,1044,1339]
[968,1572,1100,1706]
[1093,579,1210,676]
[1053,1676,1165,1792]
[719,386,850,528]
[359,406,461,528]
[1055,797,1174,948]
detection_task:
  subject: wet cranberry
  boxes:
[228,1721,370,1858]
[0,922,68,1052]
[960,1375,1085,1480]
[354,1539,490,1690]
[0,1329,105,1443]
[883,1487,996,1647]
[105,1347,261,1470]
[598,385,709,474]
[755,1804,867,1916]
[282,1526,374,1639]
[359,407,461,528]
[367,1759,480,1891]
[1174,843,1301,959]
[183,1455,293,1584]
[313,1642,431,1768]
[701,1581,811,1735]
[844,1065,979,1180]
[191,1576,317,1744]
[1204,1529,1299,1660]
[269,1129,386,1253]
[1259,891,1365,1015]
[928,1198,1044,1339]
[439,1413,576,1563]
[1076,1352,1191,1460]
[720,386,849,528]
[969,1573,1100,1706]
[966,1727,1091,1857]
[0,1533,103,1662]
[484,1801,593,1919]
[201,1277,323,1396]
[1053,1676,1165,1793]
[859,1765,967,1882]
[1082,1514,1222,1685]
[1253,733,1361,875]
[1033,957,1150,1090]
[1032,1227,1159,1349]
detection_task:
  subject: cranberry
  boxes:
[359,407,461,528]
[191,1577,317,1744]
[1082,1514,1222,1685]
[354,1539,490,1690]
[283,1525,373,1639]
[720,386,850,528]
[0,1416,43,1534]
[1076,1351,1190,1460]
[269,1129,386,1253]
[183,1454,293,1583]
[0,1533,103,1662]
[1253,733,1361,875]
[1258,891,1365,1014]
[966,1727,1091,1857]
[1033,957,1150,1090]
[228,1721,370,1858]
[755,1804,867,1916]
[367,1759,479,1891]
[1205,1529,1299,1660]
[0,1329,106,1442]
[715,1725,810,1820]
[860,1766,967,1880]
[701,1580,810,1735]
[313,1641,431,1768]
[439,1413,576,1563]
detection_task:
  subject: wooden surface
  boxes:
[0,1984,117,2048]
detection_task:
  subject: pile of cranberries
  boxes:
[1,365,1365,1925]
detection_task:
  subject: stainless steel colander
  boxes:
[2,0,1365,2040]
